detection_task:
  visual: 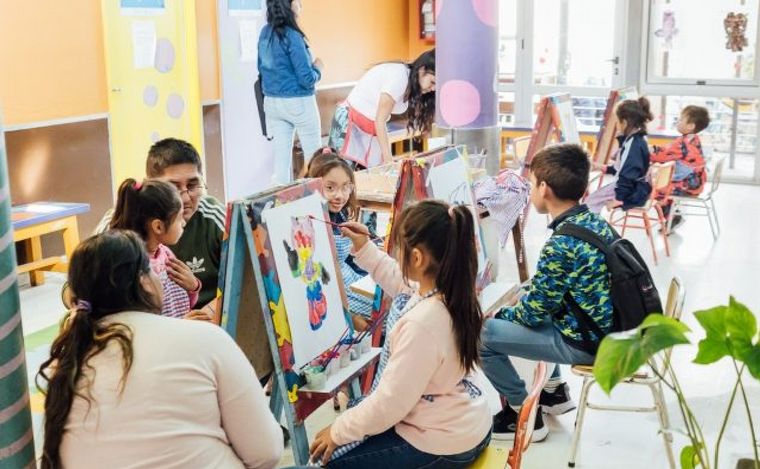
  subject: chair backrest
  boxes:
[507,361,548,469]
[514,136,532,166]
[649,161,676,197]
[707,156,726,196]
[656,276,686,376]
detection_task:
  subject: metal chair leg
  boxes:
[650,382,676,469]
[709,198,721,237]
[621,212,629,237]
[642,211,658,265]
[568,376,594,467]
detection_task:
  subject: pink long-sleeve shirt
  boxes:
[331,242,491,455]
[151,244,199,318]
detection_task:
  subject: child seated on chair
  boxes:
[586,97,653,214]
[650,105,711,230]
[480,143,615,442]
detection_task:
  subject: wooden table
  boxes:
[12,202,89,286]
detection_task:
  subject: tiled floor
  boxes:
[18,183,760,468]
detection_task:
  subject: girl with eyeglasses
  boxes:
[306,147,373,331]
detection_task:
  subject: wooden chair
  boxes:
[666,156,725,240]
[567,277,685,469]
[470,361,548,469]
[607,161,675,265]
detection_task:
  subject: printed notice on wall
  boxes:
[132,21,157,69]
[239,20,259,63]
[121,0,166,16]
[229,0,263,17]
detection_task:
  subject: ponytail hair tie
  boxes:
[321,147,332,155]
[448,205,456,218]
[134,181,143,191]
[75,300,92,312]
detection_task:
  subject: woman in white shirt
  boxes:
[37,230,283,469]
[328,49,436,168]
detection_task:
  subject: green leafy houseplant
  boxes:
[593,297,760,469]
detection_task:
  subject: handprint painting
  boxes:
[262,192,348,369]
[282,216,331,331]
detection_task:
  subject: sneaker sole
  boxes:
[491,425,549,443]
[542,401,577,416]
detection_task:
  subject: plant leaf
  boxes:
[726,296,757,343]
[694,305,727,338]
[680,445,698,469]
[742,344,760,380]
[593,314,689,394]
[694,337,731,364]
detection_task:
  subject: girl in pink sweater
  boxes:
[110,178,201,318]
[310,200,492,468]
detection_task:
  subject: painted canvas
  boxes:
[427,155,487,274]
[262,192,348,370]
[551,95,581,144]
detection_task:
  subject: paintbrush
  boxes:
[307,215,382,241]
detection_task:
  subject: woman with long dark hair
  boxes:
[328,49,436,168]
[258,0,323,184]
[38,231,282,469]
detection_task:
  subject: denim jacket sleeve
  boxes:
[287,29,321,88]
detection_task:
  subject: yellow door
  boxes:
[101,0,204,189]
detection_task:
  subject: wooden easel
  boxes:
[589,87,639,189]
[523,92,580,176]
[218,181,380,466]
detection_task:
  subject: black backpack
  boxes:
[554,223,663,354]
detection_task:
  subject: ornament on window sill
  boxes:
[724,12,749,52]
[654,10,679,50]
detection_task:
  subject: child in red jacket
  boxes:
[651,105,711,229]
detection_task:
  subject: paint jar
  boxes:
[360,336,372,354]
[304,367,326,390]
[325,357,340,377]
[349,348,360,361]
[339,345,351,368]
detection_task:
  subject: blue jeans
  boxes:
[480,319,595,405]
[327,429,491,469]
[264,95,322,185]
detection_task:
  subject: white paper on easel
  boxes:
[427,157,487,274]
[238,20,258,63]
[131,21,157,69]
[555,99,581,144]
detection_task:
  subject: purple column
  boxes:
[435,0,499,129]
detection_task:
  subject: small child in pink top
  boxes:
[110,178,200,318]
[309,200,491,468]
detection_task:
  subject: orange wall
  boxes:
[0,0,108,125]
[300,0,410,84]
[0,0,412,126]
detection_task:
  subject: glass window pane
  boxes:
[499,92,516,125]
[648,96,758,179]
[498,0,518,83]
[533,0,616,86]
[648,0,760,82]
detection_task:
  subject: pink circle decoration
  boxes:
[440,80,481,127]
[471,0,497,27]
[435,0,443,19]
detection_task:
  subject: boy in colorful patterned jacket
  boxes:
[650,105,711,230]
[480,143,614,441]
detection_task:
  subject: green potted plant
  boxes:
[593,296,760,469]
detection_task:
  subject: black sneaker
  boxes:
[539,383,576,415]
[492,406,549,442]
[669,215,685,233]
[281,425,290,445]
